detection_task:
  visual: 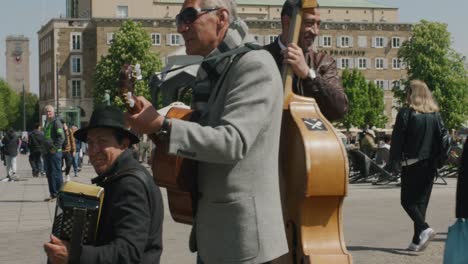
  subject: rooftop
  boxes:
[156,0,395,8]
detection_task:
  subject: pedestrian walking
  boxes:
[28,123,46,177]
[71,125,80,177]
[61,122,76,182]
[1,128,21,181]
[389,80,442,252]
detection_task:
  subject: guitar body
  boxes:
[280,97,351,263]
[151,107,196,225]
[118,64,196,225]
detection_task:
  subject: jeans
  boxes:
[45,152,63,197]
[5,155,17,177]
[400,159,436,244]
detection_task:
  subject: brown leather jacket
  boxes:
[264,38,348,121]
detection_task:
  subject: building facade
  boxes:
[39,0,411,127]
[5,35,30,94]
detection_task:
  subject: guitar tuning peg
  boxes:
[135,64,142,80]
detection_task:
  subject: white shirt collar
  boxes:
[277,34,287,50]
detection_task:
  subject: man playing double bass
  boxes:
[127,0,288,263]
[264,1,348,121]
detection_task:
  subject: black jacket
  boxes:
[28,129,46,154]
[80,149,163,264]
[1,131,20,156]
[456,137,468,218]
[390,107,440,163]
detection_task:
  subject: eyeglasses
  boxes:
[175,7,220,28]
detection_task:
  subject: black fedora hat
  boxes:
[74,105,139,144]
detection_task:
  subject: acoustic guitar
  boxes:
[278,1,352,263]
[119,64,195,224]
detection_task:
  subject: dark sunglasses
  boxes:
[176,7,219,27]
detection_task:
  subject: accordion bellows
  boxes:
[52,181,104,245]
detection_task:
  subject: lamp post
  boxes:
[56,61,60,117]
[22,82,26,131]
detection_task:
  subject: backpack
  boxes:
[433,113,452,168]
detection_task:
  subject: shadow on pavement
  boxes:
[0,200,49,203]
[347,246,418,256]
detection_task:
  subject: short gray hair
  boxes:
[201,0,237,23]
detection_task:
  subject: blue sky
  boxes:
[1,0,467,95]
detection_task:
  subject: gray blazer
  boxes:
[168,49,288,263]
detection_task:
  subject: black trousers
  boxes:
[62,151,73,176]
[400,159,436,244]
[29,151,43,176]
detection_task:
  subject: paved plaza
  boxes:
[0,154,458,263]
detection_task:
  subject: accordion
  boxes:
[51,181,104,262]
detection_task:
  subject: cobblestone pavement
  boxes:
[0,154,456,263]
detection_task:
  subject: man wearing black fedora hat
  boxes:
[44,106,163,264]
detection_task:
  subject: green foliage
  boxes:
[0,79,20,130]
[397,20,468,130]
[13,92,40,131]
[341,69,386,130]
[341,69,368,130]
[93,20,163,109]
[365,82,387,128]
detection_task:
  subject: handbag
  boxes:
[433,113,452,168]
[443,218,468,264]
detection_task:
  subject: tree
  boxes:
[13,92,39,131]
[364,81,387,128]
[341,69,386,130]
[0,79,20,130]
[94,20,163,109]
[341,69,369,130]
[397,20,468,130]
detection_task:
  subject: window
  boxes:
[392,58,401,69]
[167,33,184,46]
[151,33,161,46]
[117,5,128,18]
[320,36,332,47]
[375,58,386,69]
[357,36,367,48]
[392,80,401,90]
[375,80,385,89]
[338,58,353,69]
[374,36,385,48]
[72,80,81,98]
[107,32,114,45]
[392,37,401,48]
[357,58,368,69]
[71,32,81,51]
[265,35,277,45]
[71,55,82,75]
[337,36,352,48]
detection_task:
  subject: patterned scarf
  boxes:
[192,18,254,112]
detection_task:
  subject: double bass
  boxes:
[279,0,352,263]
